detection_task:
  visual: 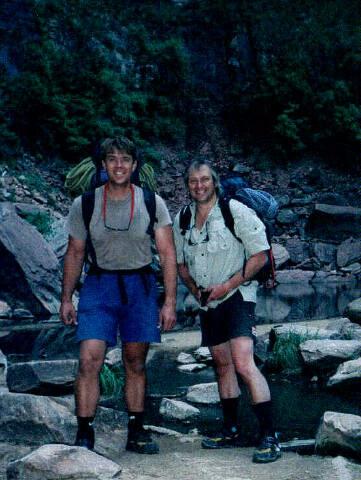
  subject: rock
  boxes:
[177,352,197,364]
[317,193,349,206]
[316,411,361,459]
[0,203,61,316]
[306,204,361,241]
[276,270,314,283]
[105,347,122,366]
[300,340,361,372]
[0,300,11,318]
[178,363,207,372]
[193,347,212,362]
[255,295,291,323]
[312,242,337,266]
[269,324,340,348]
[311,271,356,284]
[0,349,7,387]
[12,308,34,319]
[327,358,361,389]
[231,163,251,174]
[290,195,314,206]
[285,238,310,264]
[186,382,220,404]
[183,293,200,313]
[340,322,361,340]
[159,398,200,420]
[271,243,290,268]
[344,297,361,324]
[0,392,76,444]
[274,194,290,208]
[277,209,298,224]
[340,262,361,275]
[47,217,68,260]
[6,359,78,394]
[6,444,122,480]
[337,238,361,267]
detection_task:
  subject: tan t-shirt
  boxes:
[66,185,172,270]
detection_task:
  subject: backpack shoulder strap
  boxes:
[81,190,97,265]
[218,196,237,239]
[143,188,157,236]
[179,204,192,236]
[81,190,95,232]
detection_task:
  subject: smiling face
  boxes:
[187,164,217,205]
[102,148,137,188]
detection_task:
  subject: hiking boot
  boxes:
[126,427,159,454]
[201,426,243,449]
[75,425,94,450]
[252,434,281,463]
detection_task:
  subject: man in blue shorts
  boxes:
[173,159,281,463]
[60,137,177,454]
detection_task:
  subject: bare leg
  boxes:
[230,336,270,404]
[75,339,107,417]
[209,341,240,399]
[122,342,149,412]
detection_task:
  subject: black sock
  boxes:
[77,416,94,434]
[128,411,144,432]
[221,397,240,430]
[252,400,275,437]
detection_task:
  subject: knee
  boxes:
[214,359,235,379]
[124,355,146,376]
[78,355,104,377]
[234,360,256,382]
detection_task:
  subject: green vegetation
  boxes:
[0,0,359,165]
[22,211,53,237]
[268,331,320,371]
[99,364,124,399]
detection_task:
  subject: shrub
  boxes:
[22,211,53,237]
[269,331,320,371]
[99,364,124,398]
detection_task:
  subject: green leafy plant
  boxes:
[99,364,124,399]
[269,331,320,371]
[22,211,53,237]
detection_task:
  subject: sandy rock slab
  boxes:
[6,444,121,479]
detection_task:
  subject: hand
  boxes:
[60,300,78,326]
[205,283,230,303]
[159,304,177,332]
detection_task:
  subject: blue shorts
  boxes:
[76,272,160,346]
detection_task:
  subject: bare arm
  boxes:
[177,263,200,301]
[207,251,268,303]
[155,225,177,331]
[60,236,86,325]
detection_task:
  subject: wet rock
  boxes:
[160,398,200,421]
[276,270,314,283]
[300,340,361,372]
[0,392,76,445]
[105,347,122,367]
[271,243,290,268]
[316,411,361,460]
[186,382,220,404]
[344,297,361,324]
[178,363,207,373]
[6,359,78,394]
[337,238,361,268]
[12,308,34,319]
[285,238,310,264]
[177,352,197,364]
[6,444,122,480]
[311,271,356,284]
[312,242,337,266]
[0,301,11,318]
[0,202,61,316]
[306,204,361,241]
[277,209,298,224]
[327,358,361,389]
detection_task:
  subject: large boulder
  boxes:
[327,358,361,389]
[337,238,361,268]
[306,204,361,241]
[285,238,310,264]
[312,242,337,266]
[186,382,220,404]
[271,243,290,269]
[269,324,339,349]
[6,359,78,394]
[344,298,361,324]
[300,340,361,372]
[276,270,315,284]
[316,411,361,460]
[6,444,122,480]
[159,398,200,421]
[0,202,61,316]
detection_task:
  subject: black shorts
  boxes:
[199,291,256,347]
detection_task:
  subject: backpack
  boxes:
[179,175,278,288]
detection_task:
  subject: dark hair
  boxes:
[184,158,221,194]
[99,137,137,163]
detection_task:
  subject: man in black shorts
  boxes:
[173,159,281,463]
